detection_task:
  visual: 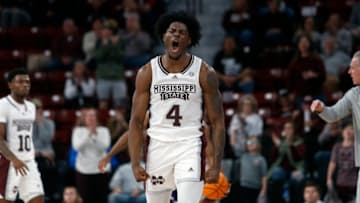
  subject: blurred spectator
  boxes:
[350,1,360,50]
[82,18,103,69]
[287,34,326,106]
[277,89,296,118]
[137,0,166,34]
[107,107,128,145]
[83,0,109,27]
[322,13,352,54]
[269,121,305,203]
[49,18,83,71]
[303,181,323,203]
[228,94,263,157]
[32,98,58,202]
[256,0,294,47]
[0,2,31,27]
[27,0,62,26]
[72,108,111,203]
[64,61,97,109]
[294,16,322,51]
[213,35,254,93]
[95,19,128,109]
[314,120,342,192]
[320,36,350,93]
[293,96,324,179]
[229,137,267,203]
[108,161,146,203]
[327,123,358,203]
[110,0,140,30]
[62,186,83,203]
[120,12,153,68]
[222,0,254,45]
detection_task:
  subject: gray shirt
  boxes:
[33,118,55,155]
[318,86,360,166]
[109,162,144,193]
[240,153,267,189]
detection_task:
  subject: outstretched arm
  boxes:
[98,130,129,173]
[99,112,150,173]
[200,63,225,183]
[128,63,152,181]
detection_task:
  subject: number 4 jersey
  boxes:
[148,55,203,141]
[0,95,36,161]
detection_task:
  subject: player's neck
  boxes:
[162,53,191,73]
[10,93,25,104]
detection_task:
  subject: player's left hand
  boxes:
[205,167,220,183]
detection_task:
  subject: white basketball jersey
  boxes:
[147,55,203,141]
[0,95,36,161]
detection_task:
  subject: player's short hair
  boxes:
[155,11,201,47]
[7,68,29,83]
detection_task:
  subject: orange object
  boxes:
[203,172,230,200]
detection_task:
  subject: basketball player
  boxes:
[128,11,225,203]
[0,68,45,203]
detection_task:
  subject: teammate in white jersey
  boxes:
[128,11,225,203]
[0,68,44,203]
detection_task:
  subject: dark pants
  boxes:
[225,182,260,203]
[75,171,109,203]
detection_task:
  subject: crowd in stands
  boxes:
[1,0,360,202]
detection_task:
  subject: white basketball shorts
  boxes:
[145,136,206,193]
[0,158,44,202]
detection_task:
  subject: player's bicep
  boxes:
[130,64,152,128]
[200,64,224,123]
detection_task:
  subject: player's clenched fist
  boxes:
[132,164,149,182]
[310,99,324,113]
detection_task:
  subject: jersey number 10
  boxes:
[18,134,31,152]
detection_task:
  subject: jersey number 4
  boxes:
[166,105,183,126]
[18,134,31,152]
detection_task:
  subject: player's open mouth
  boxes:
[171,41,180,52]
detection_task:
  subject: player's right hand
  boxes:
[310,99,324,113]
[12,158,29,176]
[205,167,220,183]
[98,155,111,173]
[132,164,149,182]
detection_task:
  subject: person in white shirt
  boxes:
[71,108,110,203]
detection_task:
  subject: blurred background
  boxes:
[1,0,359,203]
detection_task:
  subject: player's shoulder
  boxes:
[199,59,216,74]
[0,96,7,104]
[198,60,217,85]
[135,61,153,83]
[0,96,11,107]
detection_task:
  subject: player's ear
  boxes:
[7,82,12,90]
[162,33,166,43]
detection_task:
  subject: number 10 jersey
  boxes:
[148,55,203,141]
[0,95,36,161]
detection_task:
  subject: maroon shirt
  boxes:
[331,143,358,188]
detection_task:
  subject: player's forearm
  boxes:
[108,131,129,158]
[211,123,225,170]
[128,132,143,166]
[0,140,17,161]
